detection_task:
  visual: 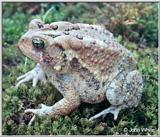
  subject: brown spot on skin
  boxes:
[70,26,74,30]
[108,69,112,73]
[63,31,69,35]
[75,25,80,30]
[47,34,60,38]
[54,43,64,51]
[91,40,96,45]
[51,25,58,30]
[76,34,83,40]
[73,25,80,30]
[65,28,70,31]
[70,58,79,68]
[37,23,43,28]
[90,26,94,29]
[70,40,82,51]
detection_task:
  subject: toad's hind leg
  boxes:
[89,70,143,121]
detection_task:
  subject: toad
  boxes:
[16,19,143,122]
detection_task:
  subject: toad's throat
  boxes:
[40,53,65,72]
[39,52,53,64]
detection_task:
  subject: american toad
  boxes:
[16,19,143,123]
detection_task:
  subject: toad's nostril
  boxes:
[22,38,25,42]
[21,37,27,43]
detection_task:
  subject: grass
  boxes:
[2,2,158,135]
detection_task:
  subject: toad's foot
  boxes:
[16,63,46,88]
[25,103,53,126]
[89,105,125,121]
[25,103,53,116]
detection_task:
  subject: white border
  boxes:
[158,2,160,136]
[1,0,160,2]
[0,0,159,136]
[0,1,2,136]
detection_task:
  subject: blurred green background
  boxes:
[2,2,158,135]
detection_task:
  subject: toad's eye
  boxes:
[32,37,45,50]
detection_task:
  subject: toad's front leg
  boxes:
[16,63,46,88]
[25,89,81,124]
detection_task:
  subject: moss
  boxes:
[2,2,158,135]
